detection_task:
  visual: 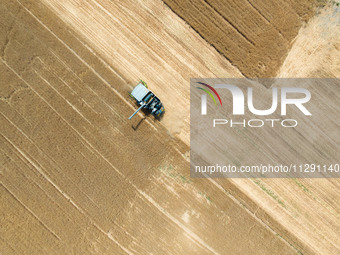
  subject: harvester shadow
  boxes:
[129,100,165,130]
[132,116,147,130]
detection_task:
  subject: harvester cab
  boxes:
[128,81,165,120]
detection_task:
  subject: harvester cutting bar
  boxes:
[128,104,144,120]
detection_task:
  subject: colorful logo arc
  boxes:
[196,82,222,106]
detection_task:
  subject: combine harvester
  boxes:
[129,80,165,120]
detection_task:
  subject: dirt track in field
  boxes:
[1,0,340,254]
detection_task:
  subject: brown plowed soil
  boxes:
[162,0,326,78]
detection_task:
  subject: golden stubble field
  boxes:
[1,0,339,254]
